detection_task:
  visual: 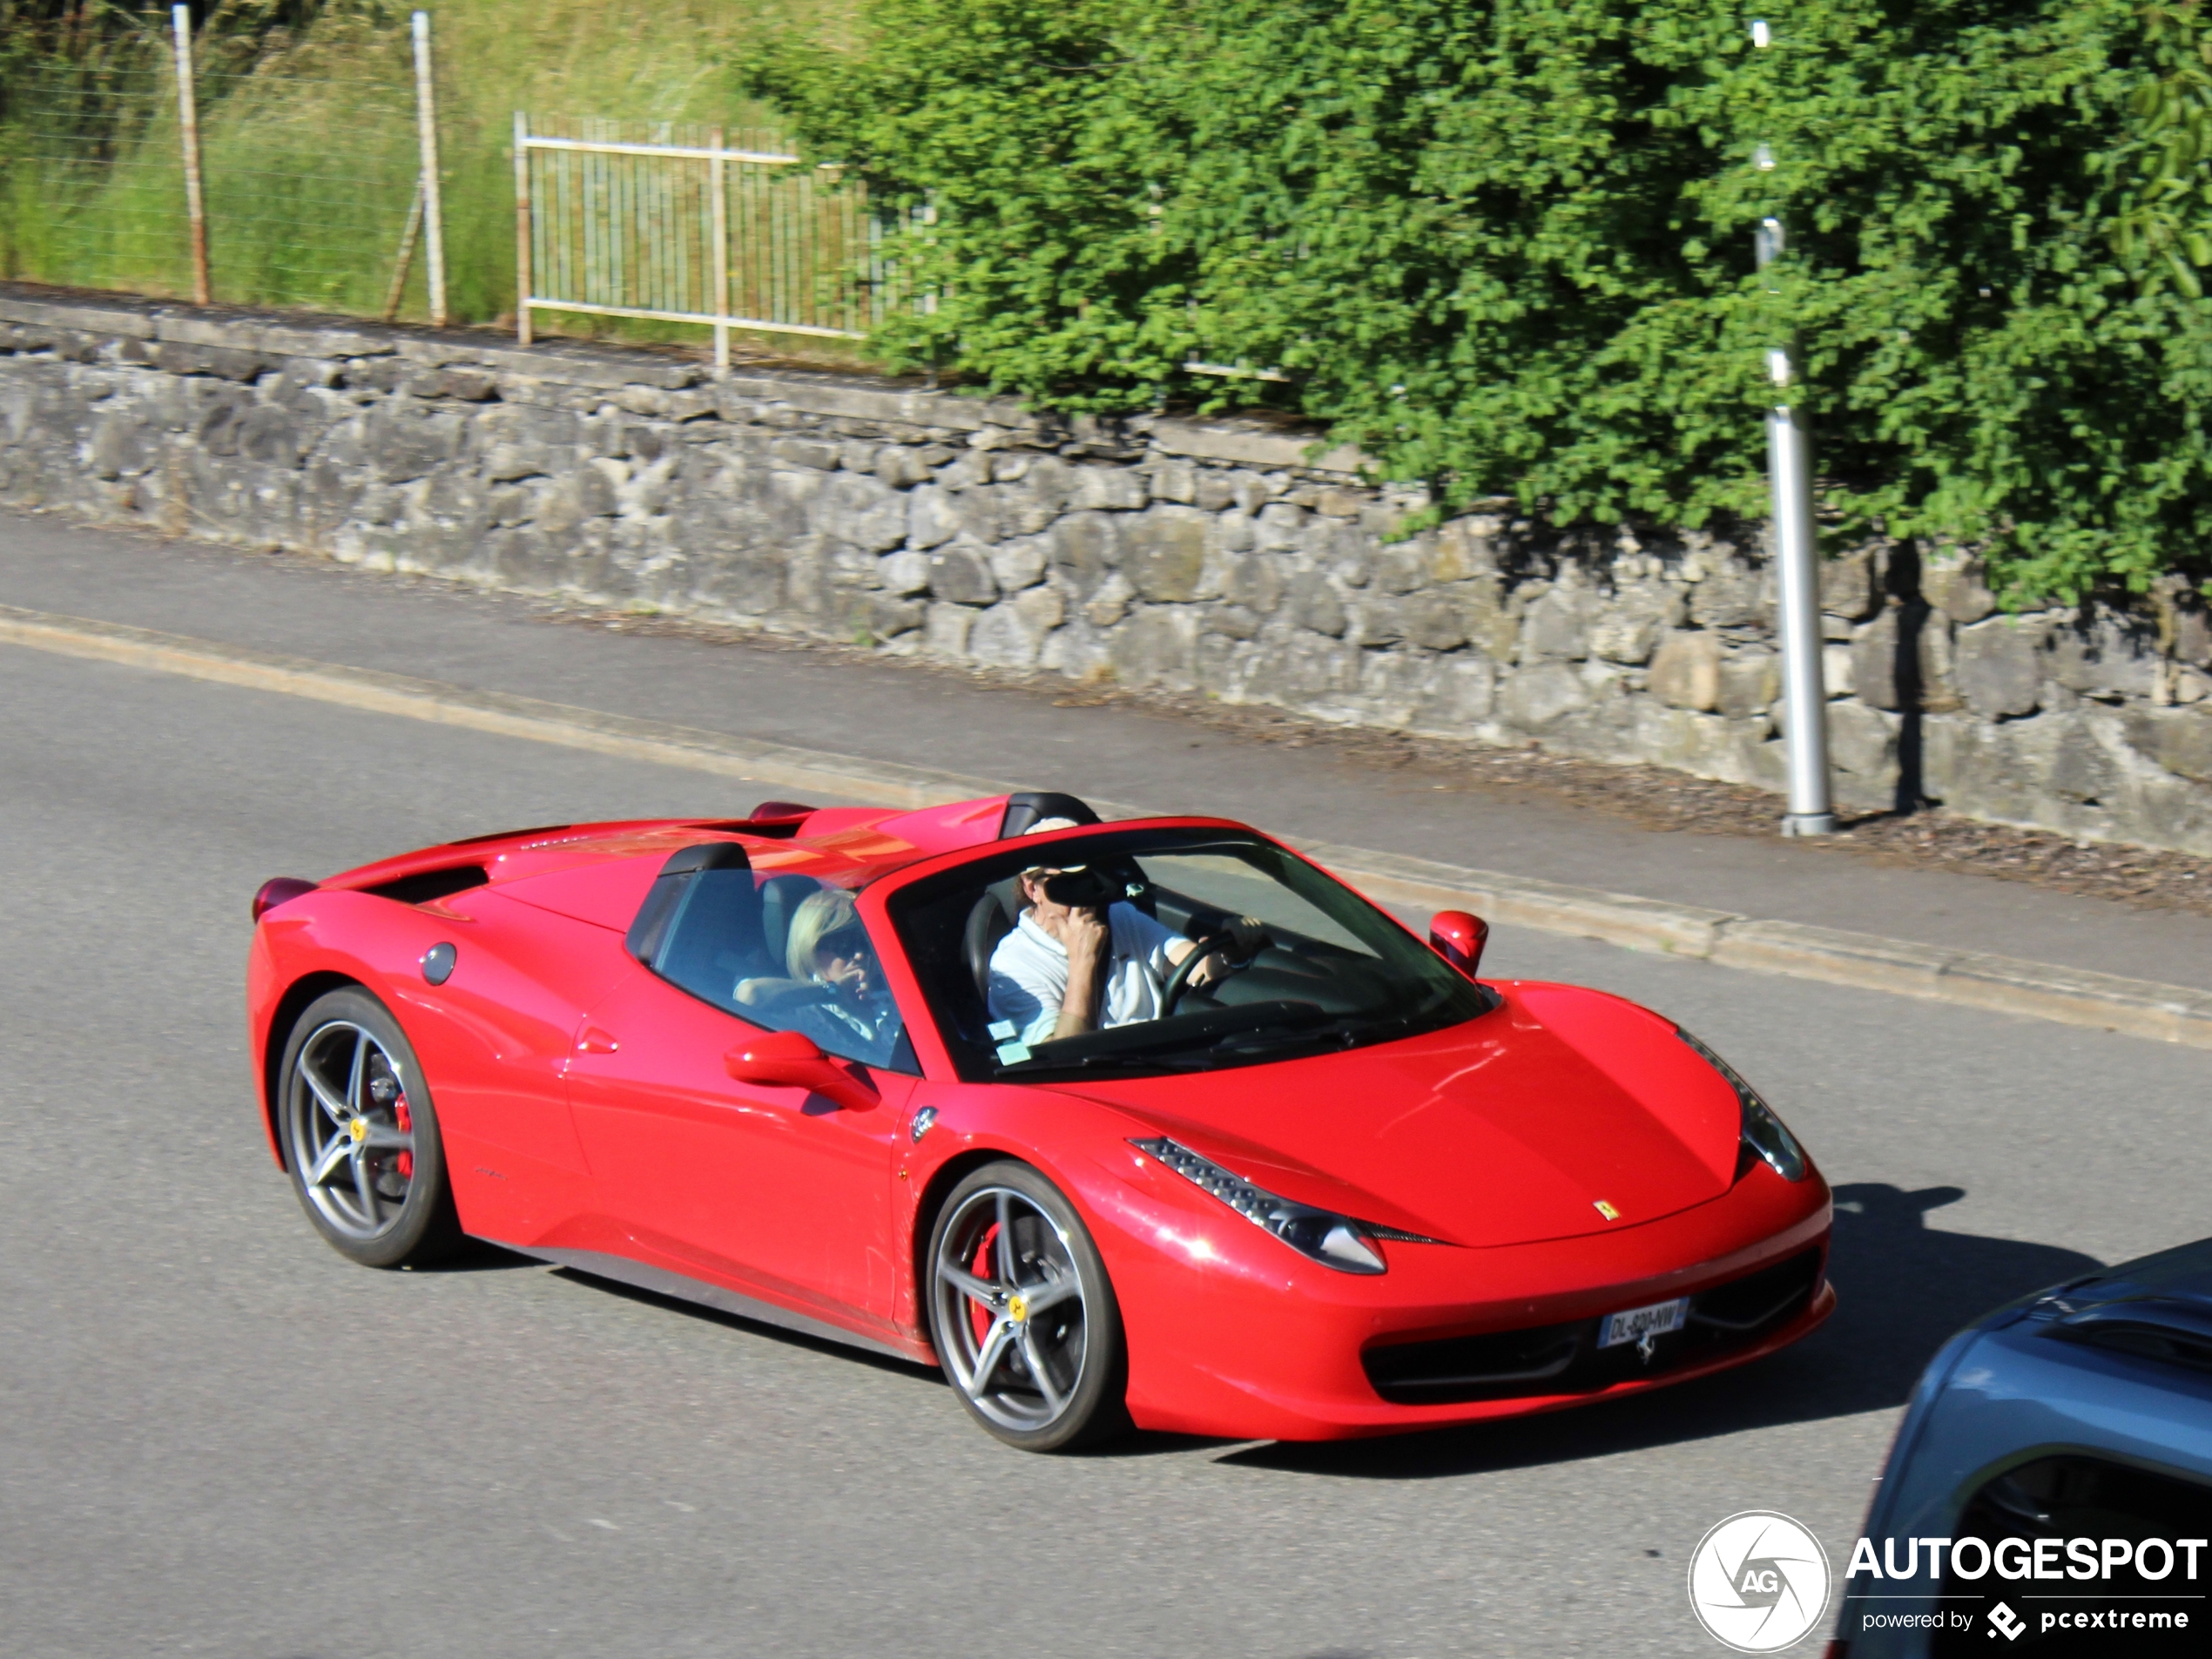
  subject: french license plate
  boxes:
[1599,1296,1689,1349]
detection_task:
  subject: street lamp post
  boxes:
[1752,19,1837,837]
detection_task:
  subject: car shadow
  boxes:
[1205,1182,2103,1479]
[546,1265,944,1381]
[412,1238,543,1272]
[536,1268,1285,1453]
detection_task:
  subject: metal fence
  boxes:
[3,10,906,360]
[514,116,903,364]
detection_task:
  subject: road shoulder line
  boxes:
[0,603,998,806]
[7,603,2208,1049]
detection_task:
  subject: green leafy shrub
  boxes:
[749,0,2212,603]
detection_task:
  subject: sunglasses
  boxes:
[816,925,868,961]
[1035,867,1115,907]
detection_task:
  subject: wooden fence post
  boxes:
[514,112,533,345]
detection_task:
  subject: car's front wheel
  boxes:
[277,986,461,1269]
[927,1160,1129,1452]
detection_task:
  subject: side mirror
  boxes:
[1430,910,1489,978]
[725,1029,880,1110]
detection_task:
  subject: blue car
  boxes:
[1831,1237,2212,1656]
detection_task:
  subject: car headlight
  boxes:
[1676,1027,1808,1183]
[1130,1136,1402,1273]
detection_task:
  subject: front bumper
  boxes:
[1098,1165,1832,1441]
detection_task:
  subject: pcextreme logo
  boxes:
[1688,1511,1832,1653]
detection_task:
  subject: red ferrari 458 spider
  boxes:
[246,790,1832,1450]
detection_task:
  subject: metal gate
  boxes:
[513,115,900,363]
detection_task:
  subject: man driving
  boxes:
[987,819,1264,1046]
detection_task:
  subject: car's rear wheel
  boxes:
[927,1161,1128,1452]
[277,987,460,1269]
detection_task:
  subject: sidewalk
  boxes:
[5,508,2210,994]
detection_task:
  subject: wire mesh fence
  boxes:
[0,57,196,299]
[191,61,423,314]
[0,10,905,355]
[0,19,428,316]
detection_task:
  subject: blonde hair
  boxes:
[785,887,861,981]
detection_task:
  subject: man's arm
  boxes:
[1162,914,1268,988]
[990,915,1108,1046]
[1053,907,1109,1039]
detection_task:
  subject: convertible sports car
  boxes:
[246,790,1833,1450]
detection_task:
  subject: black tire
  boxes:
[275,986,462,1269]
[925,1159,1130,1453]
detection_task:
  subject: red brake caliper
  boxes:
[967,1224,998,1346]
[395,1096,415,1180]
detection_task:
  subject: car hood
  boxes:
[1997,1234,2212,1356]
[1061,981,1744,1248]
[2032,1235,2212,1311]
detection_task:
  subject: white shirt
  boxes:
[988,904,1180,1046]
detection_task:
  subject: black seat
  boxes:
[964,878,1024,1005]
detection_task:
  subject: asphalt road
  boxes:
[8,510,2212,991]
[3,636,2209,1658]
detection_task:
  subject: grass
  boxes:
[0,0,867,361]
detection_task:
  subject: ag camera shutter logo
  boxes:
[1688,1511,1832,1652]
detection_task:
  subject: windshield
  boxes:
[887,827,1494,1082]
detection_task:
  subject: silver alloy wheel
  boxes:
[287,1019,416,1241]
[931,1185,1090,1433]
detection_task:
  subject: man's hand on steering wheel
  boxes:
[1161,915,1270,1014]
[1212,915,1269,967]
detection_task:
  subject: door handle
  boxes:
[576,1026,620,1055]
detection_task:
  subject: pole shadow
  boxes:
[1890,543,1933,814]
[1208,1183,2102,1480]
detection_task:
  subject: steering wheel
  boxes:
[1160,932,1252,1016]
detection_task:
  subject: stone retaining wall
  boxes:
[2,283,2208,854]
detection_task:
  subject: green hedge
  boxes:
[748,0,2212,603]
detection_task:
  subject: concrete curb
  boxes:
[1301,846,2212,1049]
[7,604,2210,1050]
